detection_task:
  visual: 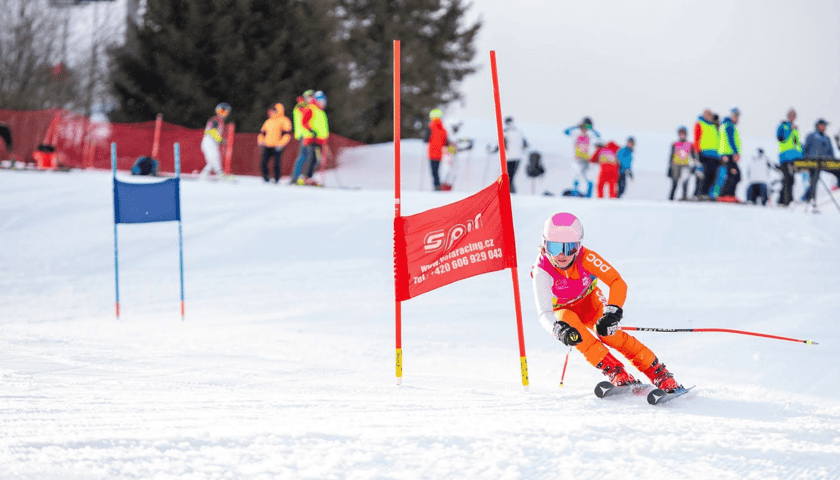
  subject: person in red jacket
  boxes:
[590,141,621,198]
[423,108,450,191]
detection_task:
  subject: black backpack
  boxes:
[131,156,159,176]
[526,151,545,178]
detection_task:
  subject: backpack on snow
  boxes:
[526,151,545,178]
[131,156,159,176]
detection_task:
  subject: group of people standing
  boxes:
[563,118,634,199]
[200,90,330,185]
[666,107,838,206]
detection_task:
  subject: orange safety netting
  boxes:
[0,108,364,176]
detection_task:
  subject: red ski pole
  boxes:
[621,326,818,345]
[559,347,572,387]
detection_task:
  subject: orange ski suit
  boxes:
[531,247,657,373]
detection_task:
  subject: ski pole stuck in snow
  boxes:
[621,326,818,345]
[558,346,572,387]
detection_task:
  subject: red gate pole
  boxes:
[490,51,529,390]
[223,123,235,175]
[151,113,163,160]
[394,40,403,385]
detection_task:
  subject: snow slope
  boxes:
[1,147,839,479]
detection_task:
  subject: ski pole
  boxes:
[621,326,818,345]
[558,347,572,387]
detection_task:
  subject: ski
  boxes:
[646,385,695,405]
[594,381,653,399]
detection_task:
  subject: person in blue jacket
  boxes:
[801,119,836,202]
[616,137,634,198]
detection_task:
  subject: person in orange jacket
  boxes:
[531,213,683,392]
[423,108,450,191]
[257,103,292,183]
[590,140,621,198]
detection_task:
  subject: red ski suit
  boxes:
[591,141,621,198]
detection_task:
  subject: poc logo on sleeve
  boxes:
[586,253,612,273]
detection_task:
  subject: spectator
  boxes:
[487,116,529,193]
[745,148,773,206]
[591,141,621,198]
[290,90,314,184]
[693,109,720,200]
[801,119,836,202]
[424,108,450,191]
[296,91,329,186]
[668,126,696,201]
[717,108,742,202]
[776,108,802,205]
[617,137,635,198]
[200,102,230,180]
[257,103,292,183]
[564,117,601,198]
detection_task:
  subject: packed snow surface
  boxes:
[2,144,839,479]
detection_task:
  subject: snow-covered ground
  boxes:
[2,143,839,479]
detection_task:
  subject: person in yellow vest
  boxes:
[257,103,292,183]
[290,90,314,184]
[201,102,230,180]
[296,91,329,186]
[775,108,802,205]
[717,107,742,201]
[692,109,720,199]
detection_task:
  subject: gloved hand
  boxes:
[596,305,623,337]
[553,321,582,346]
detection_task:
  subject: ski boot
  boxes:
[643,357,681,393]
[596,353,638,386]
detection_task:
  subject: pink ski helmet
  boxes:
[543,213,583,243]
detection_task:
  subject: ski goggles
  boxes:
[545,241,581,256]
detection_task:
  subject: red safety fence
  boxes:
[0,108,364,176]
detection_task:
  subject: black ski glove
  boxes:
[553,321,582,347]
[596,305,623,337]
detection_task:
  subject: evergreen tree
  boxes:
[110,0,352,134]
[335,0,481,143]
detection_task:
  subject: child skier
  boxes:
[531,213,683,392]
[668,126,696,201]
[200,102,230,180]
[590,140,621,198]
[563,117,600,197]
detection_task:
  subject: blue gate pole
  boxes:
[111,142,120,319]
[175,143,185,321]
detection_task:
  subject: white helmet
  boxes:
[542,213,583,261]
[543,212,583,243]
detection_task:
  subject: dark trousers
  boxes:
[778,162,795,205]
[669,165,690,200]
[698,153,720,196]
[430,159,441,190]
[746,183,768,205]
[303,145,320,178]
[507,159,520,193]
[618,171,628,197]
[260,146,284,182]
[803,168,820,202]
[719,156,741,197]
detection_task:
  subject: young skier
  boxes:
[668,126,696,201]
[616,137,635,198]
[531,212,683,392]
[590,140,621,198]
[200,102,230,180]
[563,117,601,197]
